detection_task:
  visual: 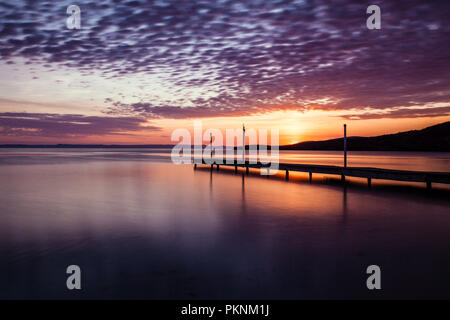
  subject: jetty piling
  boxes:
[193,159,449,190]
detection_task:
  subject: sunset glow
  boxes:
[1,0,450,303]
[0,1,449,145]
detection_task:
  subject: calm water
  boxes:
[0,149,449,299]
[1,148,449,172]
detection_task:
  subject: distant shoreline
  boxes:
[0,144,175,149]
[0,144,448,152]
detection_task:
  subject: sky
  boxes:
[0,0,449,145]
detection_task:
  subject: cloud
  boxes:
[0,0,449,119]
[339,105,450,120]
[0,112,160,137]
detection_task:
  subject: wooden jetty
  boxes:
[193,159,450,190]
[194,123,450,190]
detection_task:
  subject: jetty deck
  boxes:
[194,159,450,189]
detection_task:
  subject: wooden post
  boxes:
[344,124,347,168]
[368,177,372,188]
[242,124,246,163]
[309,172,312,183]
[235,165,238,173]
[217,164,220,171]
[210,132,212,159]
[285,170,289,181]
[246,166,249,175]
[426,177,432,190]
[194,163,197,169]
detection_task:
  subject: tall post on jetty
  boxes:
[242,123,246,163]
[210,132,213,170]
[344,124,347,168]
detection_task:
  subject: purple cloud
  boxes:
[0,0,449,119]
[0,112,160,137]
[340,105,450,120]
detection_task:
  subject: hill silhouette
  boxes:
[281,121,450,152]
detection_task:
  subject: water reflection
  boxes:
[1,148,449,172]
[342,185,348,224]
[241,173,246,214]
[0,152,449,299]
